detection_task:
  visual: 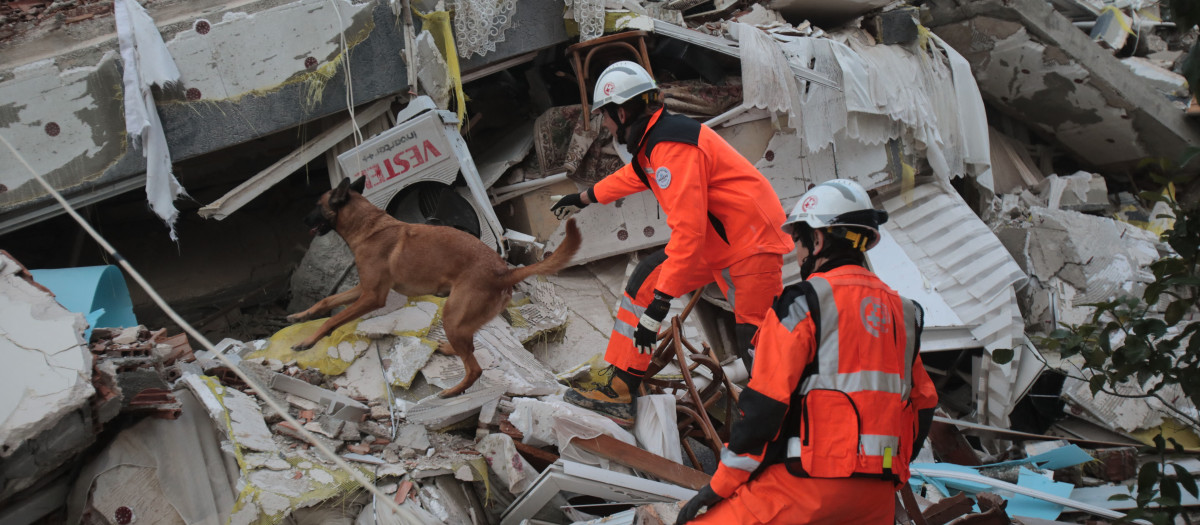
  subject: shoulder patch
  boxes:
[655,167,671,189]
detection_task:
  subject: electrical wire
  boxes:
[0,133,407,518]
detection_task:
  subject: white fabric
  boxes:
[736,22,798,123]
[476,433,537,494]
[451,0,519,58]
[564,0,604,42]
[931,33,993,193]
[114,0,186,240]
[508,397,638,470]
[67,389,239,525]
[633,394,682,464]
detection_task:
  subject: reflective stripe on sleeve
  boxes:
[720,447,762,473]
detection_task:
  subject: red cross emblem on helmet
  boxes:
[602,82,615,95]
[800,195,818,212]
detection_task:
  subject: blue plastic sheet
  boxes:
[30,265,137,341]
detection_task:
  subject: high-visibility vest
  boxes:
[776,267,923,482]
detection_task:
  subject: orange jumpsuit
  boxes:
[692,264,938,524]
[592,108,793,371]
[604,249,712,373]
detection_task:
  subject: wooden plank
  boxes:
[197,97,394,220]
[570,434,711,490]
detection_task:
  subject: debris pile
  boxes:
[1,0,1199,523]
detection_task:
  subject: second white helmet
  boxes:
[592,61,657,114]
[783,179,887,250]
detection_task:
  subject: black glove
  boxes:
[634,291,672,354]
[551,193,587,219]
[675,484,722,524]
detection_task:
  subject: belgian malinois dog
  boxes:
[288,176,582,397]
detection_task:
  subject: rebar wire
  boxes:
[0,134,407,518]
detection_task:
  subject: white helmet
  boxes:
[783,179,887,250]
[592,61,657,114]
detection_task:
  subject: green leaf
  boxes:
[1185,42,1200,108]
[1090,374,1108,395]
[1169,437,1186,453]
[992,348,1014,365]
[1139,462,1161,498]
[1173,464,1199,498]
[1141,190,1169,203]
[1162,475,1182,505]
[1166,299,1192,326]
[1179,146,1200,169]
[1108,493,1134,501]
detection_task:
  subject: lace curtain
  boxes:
[451,0,519,58]
[564,0,604,42]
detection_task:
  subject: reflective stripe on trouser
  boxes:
[605,253,712,373]
[713,253,784,326]
[690,464,895,525]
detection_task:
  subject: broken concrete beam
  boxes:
[570,434,711,490]
[928,0,1200,171]
[268,372,368,422]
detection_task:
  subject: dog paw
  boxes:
[438,387,465,398]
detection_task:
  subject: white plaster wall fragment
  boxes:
[0,253,93,457]
[164,0,373,100]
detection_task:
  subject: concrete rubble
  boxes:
[1,0,1200,523]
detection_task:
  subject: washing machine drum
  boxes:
[386,181,481,239]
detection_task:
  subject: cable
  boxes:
[0,133,407,518]
[327,0,364,146]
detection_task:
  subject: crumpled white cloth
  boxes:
[114,0,187,240]
[735,22,798,123]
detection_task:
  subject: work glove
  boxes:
[551,193,587,220]
[675,484,722,524]
[634,291,672,354]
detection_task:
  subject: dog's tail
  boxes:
[504,218,582,287]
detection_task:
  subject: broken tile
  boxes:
[395,424,431,451]
[182,374,276,452]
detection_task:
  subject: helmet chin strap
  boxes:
[797,227,820,280]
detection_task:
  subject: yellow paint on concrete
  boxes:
[250,319,369,376]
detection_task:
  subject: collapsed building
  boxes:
[1,0,1199,523]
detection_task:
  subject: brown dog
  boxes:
[287,176,582,397]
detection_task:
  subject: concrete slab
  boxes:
[0,0,570,234]
[0,252,93,458]
[927,0,1200,173]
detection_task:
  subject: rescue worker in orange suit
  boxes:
[675,179,939,524]
[551,61,793,427]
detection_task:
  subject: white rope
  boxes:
[0,133,406,517]
[327,0,364,146]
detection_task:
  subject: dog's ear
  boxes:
[350,176,367,195]
[329,177,352,208]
